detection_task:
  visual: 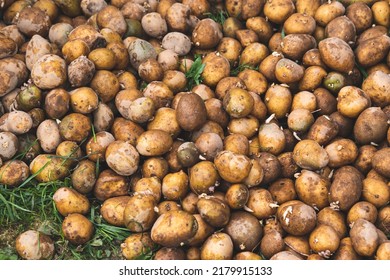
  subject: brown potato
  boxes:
[151,210,198,247]
[201,53,230,88]
[263,0,295,25]
[258,123,286,156]
[246,188,277,220]
[192,19,222,49]
[295,170,330,210]
[0,160,29,187]
[223,88,254,118]
[214,150,251,183]
[93,169,129,201]
[350,218,379,257]
[281,34,317,61]
[264,84,292,119]
[354,107,388,145]
[270,251,302,260]
[62,213,94,245]
[347,201,378,226]
[62,39,90,64]
[105,140,139,176]
[325,16,356,44]
[15,230,54,260]
[346,2,373,33]
[71,160,96,194]
[318,37,355,73]
[260,230,285,259]
[314,1,345,27]
[162,32,192,56]
[53,187,90,216]
[275,58,305,84]
[123,194,157,232]
[136,130,173,156]
[197,196,230,228]
[362,70,390,107]
[239,42,269,67]
[376,242,390,260]
[31,54,67,90]
[176,92,207,132]
[201,232,233,260]
[299,66,327,92]
[309,224,340,258]
[318,207,347,239]
[333,237,360,260]
[325,138,359,168]
[292,139,329,170]
[29,154,69,183]
[85,131,115,162]
[121,233,155,260]
[59,113,91,143]
[355,35,390,68]
[284,13,316,35]
[372,148,390,179]
[372,1,390,28]
[187,214,214,247]
[143,81,173,109]
[16,7,51,38]
[237,69,268,95]
[246,16,273,44]
[362,178,390,208]
[90,70,120,103]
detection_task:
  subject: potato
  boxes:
[128,39,157,69]
[140,12,167,39]
[111,118,143,146]
[0,131,18,161]
[309,224,340,258]
[350,218,379,257]
[0,24,25,48]
[0,37,18,60]
[239,42,269,67]
[281,34,317,61]
[372,148,390,179]
[337,86,371,118]
[354,107,388,145]
[245,16,273,44]
[154,247,186,260]
[296,0,321,17]
[197,196,230,228]
[132,177,162,203]
[96,5,126,36]
[80,0,107,17]
[36,119,61,153]
[258,123,285,156]
[201,53,230,88]
[71,159,96,194]
[53,187,90,217]
[192,18,222,50]
[92,103,113,133]
[345,3,373,33]
[224,211,263,251]
[175,92,207,132]
[85,131,115,162]
[299,66,327,92]
[121,233,155,260]
[347,201,378,226]
[376,242,390,260]
[263,0,295,25]
[59,113,91,143]
[62,213,94,245]
[277,201,317,236]
[223,88,254,119]
[355,35,390,68]
[372,1,390,27]
[283,235,311,258]
[189,161,220,195]
[362,178,390,208]
[287,109,314,133]
[333,237,360,260]
[260,230,285,259]
[283,13,316,35]
[93,169,129,201]
[186,214,215,247]
[123,193,157,232]
[0,57,29,86]
[15,230,54,260]
[31,54,67,90]
[29,154,70,182]
[16,7,51,37]
[275,58,304,84]
[295,170,330,210]
[317,207,347,239]
[292,139,329,170]
[264,84,292,119]
[318,37,355,73]
[326,16,356,44]
[90,70,120,103]
[0,160,29,187]
[142,81,173,109]
[151,210,198,247]
[362,70,390,107]
[87,48,116,70]
[62,39,90,64]
[237,69,268,96]
[214,150,251,183]
[25,35,52,71]
[270,251,302,260]
[104,140,139,176]
[246,188,277,220]
[201,232,233,260]
[325,138,359,168]
[42,89,69,120]
[160,32,191,57]
[0,70,18,97]
[315,1,345,27]
[135,129,173,157]
[329,166,363,211]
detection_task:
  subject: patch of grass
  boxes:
[204,10,228,25]
[230,64,259,76]
[281,27,286,39]
[185,55,205,90]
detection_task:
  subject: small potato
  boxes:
[189,161,220,195]
[287,109,314,133]
[96,5,126,36]
[128,97,155,124]
[44,88,70,119]
[158,50,179,72]
[161,170,189,201]
[136,130,173,157]
[334,237,360,260]
[347,201,378,226]
[162,32,192,56]
[225,184,249,210]
[362,178,390,208]
[85,131,115,162]
[284,235,310,258]
[269,178,297,205]
[284,13,316,34]
[309,224,340,258]
[0,57,29,86]
[214,150,251,183]
[372,1,390,28]
[337,86,371,118]
[25,35,52,71]
[59,113,91,143]
[192,19,222,49]
[111,118,144,145]
[260,230,285,259]
[67,56,95,88]
[69,87,98,114]
[0,70,18,97]
[277,201,317,236]
[350,219,379,257]
[143,81,173,109]
[355,35,390,68]
[157,201,182,216]
[187,214,214,247]
[314,1,345,27]
[329,166,363,211]
[263,0,295,25]
[258,123,285,156]
[223,88,254,118]
[318,37,355,73]
[154,247,186,260]
[307,115,339,146]
[53,187,90,216]
[141,12,167,38]
[36,119,61,153]
[90,70,120,103]
[362,70,390,107]
[29,154,69,183]
[62,213,94,245]
[245,16,273,44]
[62,39,90,64]
[0,132,18,161]
[0,160,29,187]
[354,107,388,145]
[15,230,54,260]
[93,169,129,201]
[138,59,163,83]
[264,84,292,119]
[237,69,268,95]
[93,103,114,133]
[224,211,263,251]
[123,194,157,232]
[71,160,96,194]
[281,34,317,61]
[197,196,230,228]
[372,148,390,179]
[201,233,233,260]
[128,39,157,69]
[376,242,390,260]
[88,48,116,70]
[275,58,304,84]
[176,93,207,132]
[201,53,231,88]
[325,138,358,168]
[151,210,198,247]
[295,170,330,210]
[292,139,329,170]
[239,42,269,67]
[121,233,155,260]
[31,54,67,90]
[246,188,277,220]
[105,140,139,176]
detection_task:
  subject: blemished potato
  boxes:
[197,196,231,228]
[224,211,263,251]
[292,139,329,170]
[161,170,189,201]
[325,16,356,44]
[31,54,67,90]
[372,1,390,28]
[355,35,390,68]
[59,113,91,143]
[362,178,390,208]
[245,16,273,44]
[92,103,114,133]
[96,5,126,36]
[0,57,29,87]
[260,230,285,259]
[239,42,269,67]
[295,170,330,210]
[284,235,310,258]
[372,148,390,179]
[29,154,70,183]
[376,242,390,260]
[299,66,327,92]
[258,123,286,155]
[71,160,96,194]
[329,166,363,211]
[16,7,51,38]
[189,161,220,195]
[281,34,317,61]
[53,187,90,216]
[337,86,371,118]
[318,207,347,239]
[237,69,268,95]
[277,200,317,236]
[143,81,174,109]
[362,70,390,107]
[15,230,54,260]
[314,0,345,27]
[187,214,214,247]
[132,177,162,203]
[36,119,62,153]
[318,37,355,73]
[346,2,373,33]
[136,129,173,156]
[62,213,94,245]
[85,131,115,162]
[0,160,29,187]
[246,188,277,220]
[214,150,252,183]
[44,88,70,119]
[93,169,129,201]
[275,58,305,84]
[157,201,182,216]
[192,19,222,49]
[151,210,198,247]
[333,237,360,260]
[48,23,75,47]
[0,131,18,161]
[141,12,167,39]
[201,233,234,260]
[223,88,254,118]
[354,107,388,145]
[161,32,192,56]
[121,233,155,260]
[201,53,231,88]
[350,218,379,257]
[62,39,90,64]
[347,201,378,226]
[105,140,139,176]
[263,0,295,25]
[264,84,292,119]
[67,56,96,88]
[269,178,296,205]
[325,138,359,168]
[309,224,341,258]
[123,194,157,232]
[128,39,157,69]
[25,35,52,71]
[90,70,120,103]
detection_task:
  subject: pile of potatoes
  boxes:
[1,0,390,260]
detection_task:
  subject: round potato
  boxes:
[15,230,54,260]
[318,37,355,73]
[53,187,90,216]
[105,140,139,176]
[123,194,157,232]
[200,233,233,260]
[62,213,94,245]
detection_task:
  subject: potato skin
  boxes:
[201,232,234,260]
[176,93,207,132]
[0,160,30,187]
[350,219,379,257]
[31,54,67,90]
[151,210,198,247]
[318,37,355,73]
[15,230,54,260]
[136,130,173,157]
[105,140,140,176]
[123,194,157,232]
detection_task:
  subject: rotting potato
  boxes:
[31,54,67,90]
